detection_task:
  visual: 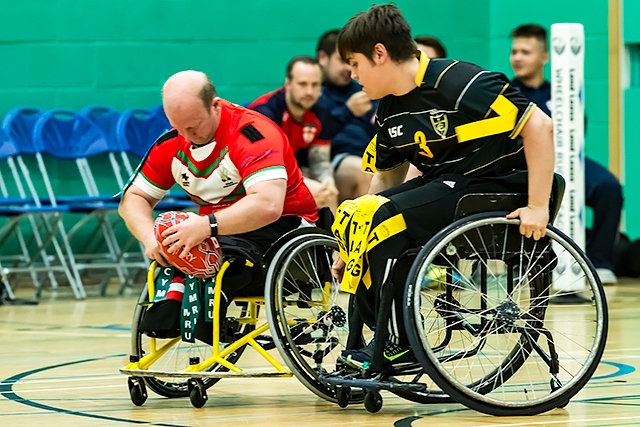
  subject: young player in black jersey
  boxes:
[330,4,555,369]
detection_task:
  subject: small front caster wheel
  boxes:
[336,385,351,408]
[128,377,147,406]
[364,389,383,413]
[188,378,208,408]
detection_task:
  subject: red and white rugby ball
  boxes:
[154,211,223,278]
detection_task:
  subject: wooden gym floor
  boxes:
[1,280,640,427]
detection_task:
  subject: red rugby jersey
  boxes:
[131,100,318,222]
[248,87,331,154]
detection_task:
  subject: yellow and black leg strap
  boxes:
[332,194,407,294]
[361,135,378,174]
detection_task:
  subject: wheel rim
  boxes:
[407,216,608,411]
[265,234,356,402]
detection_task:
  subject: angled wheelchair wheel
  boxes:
[130,286,253,398]
[265,231,364,403]
[404,213,608,416]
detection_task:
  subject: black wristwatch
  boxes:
[207,213,218,237]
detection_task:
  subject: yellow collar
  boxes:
[415,50,430,87]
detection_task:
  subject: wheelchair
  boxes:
[120,209,360,408]
[321,174,609,416]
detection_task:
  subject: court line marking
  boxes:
[0,354,188,427]
[466,414,640,427]
[1,350,636,426]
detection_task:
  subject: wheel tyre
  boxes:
[188,379,208,408]
[336,386,351,408]
[364,390,383,413]
[128,377,148,406]
[550,378,569,408]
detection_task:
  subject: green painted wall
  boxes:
[0,0,489,113]
[2,0,629,241]
[623,0,640,238]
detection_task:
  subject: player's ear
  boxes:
[542,50,549,65]
[317,50,328,65]
[211,97,221,113]
[372,43,388,64]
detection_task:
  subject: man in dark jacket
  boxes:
[316,29,377,202]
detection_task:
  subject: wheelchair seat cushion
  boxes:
[218,235,265,266]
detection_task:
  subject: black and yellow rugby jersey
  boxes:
[371,52,534,179]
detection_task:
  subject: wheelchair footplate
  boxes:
[319,360,427,412]
[120,368,291,379]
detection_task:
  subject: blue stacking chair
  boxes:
[116,108,170,169]
[2,107,42,153]
[80,106,152,289]
[0,108,81,298]
[32,110,144,295]
[0,126,39,298]
[79,106,128,189]
[116,108,193,210]
[150,105,171,132]
[79,106,120,143]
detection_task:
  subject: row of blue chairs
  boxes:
[0,106,192,300]
[2,105,170,168]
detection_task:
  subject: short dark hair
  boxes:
[317,29,340,57]
[286,55,319,79]
[337,4,416,63]
[510,24,548,51]
[199,75,217,109]
[414,36,447,58]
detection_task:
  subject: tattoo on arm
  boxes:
[308,144,334,182]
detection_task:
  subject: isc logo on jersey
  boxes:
[388,125,403,138]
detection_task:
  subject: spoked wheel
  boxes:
[130,285,253,398]
[405,213,608,415]
[266,231,450,406]
[265,232,365,404]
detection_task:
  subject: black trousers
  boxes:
[352,172,527,345]
[584,158,623,271]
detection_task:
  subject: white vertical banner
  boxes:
[551,23,586,292]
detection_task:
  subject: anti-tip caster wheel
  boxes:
[188,378,208,408]
[128,377,147,406]
[336,385,351,408]
[364,389,383,413]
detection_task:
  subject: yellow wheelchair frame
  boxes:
[121,230,347,407]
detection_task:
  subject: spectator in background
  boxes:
[249,56,338,211]
[414,35,447,59]
[510,24,623,285]
[316,29,377,202]
[404,35,448,181]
